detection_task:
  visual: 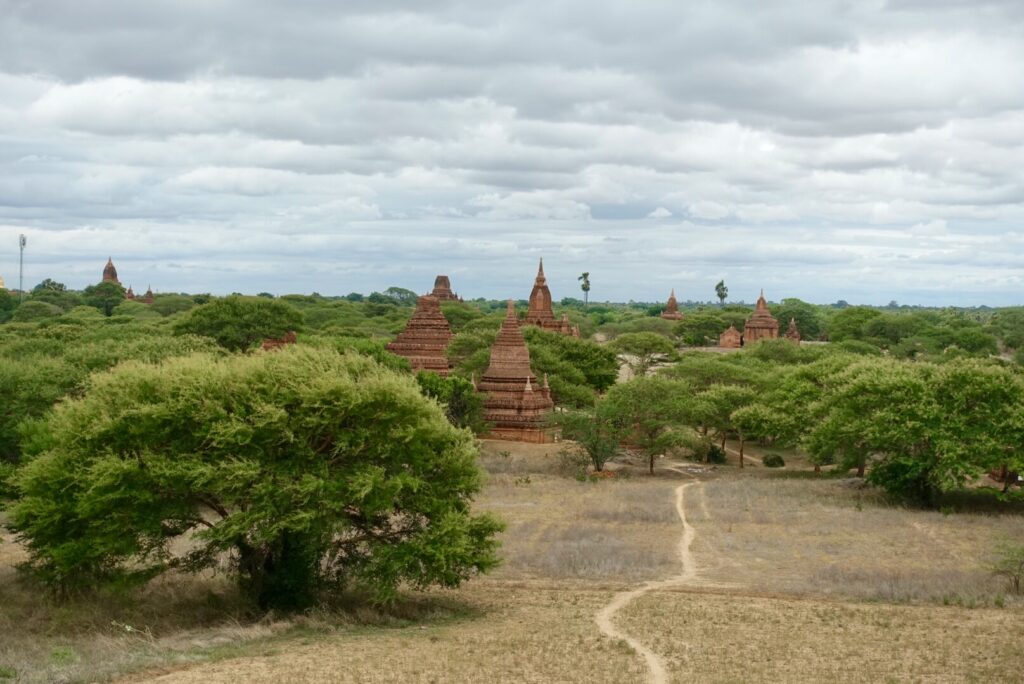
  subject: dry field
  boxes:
[1,439,1022,683]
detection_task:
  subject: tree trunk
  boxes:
[856,458,865,478]
[814,463,821,475]
[739,438,745,469]
[649,453,655,475]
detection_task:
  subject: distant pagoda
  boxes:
[386,295,453,376]
[102,257,121,285]
[743,290,779,344]
[785,317,801,344]
[430,275,461,302]
[719,325,742,349]
[477,300,553,442]
[524,258,572,335]
[660,289,683,320]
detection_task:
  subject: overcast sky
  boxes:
[1,1,1022,305]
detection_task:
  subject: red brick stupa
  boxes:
[785,317,801,344]
[743,290,779,344]
[386,295,453,375]
[525,259,572,335]
[719,325,742,349]
[430,275,460,302]
[660,289,683,320]
[102,257,121,285]
[478,300,554,442]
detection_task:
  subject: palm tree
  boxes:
[715,279,728,307]
[578,272,591,307]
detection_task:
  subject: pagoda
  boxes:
[386,295,453,376]
[524,258,572,335]
[477,300,553,442]
[743,290,779,344]
[0,273,7,290]
[719,325,742,349]
[660,289,683,320]
[430,275,460,302]
[102,257,121,285]
[785,317,801,344]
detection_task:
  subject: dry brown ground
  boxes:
[2,439,1022,683]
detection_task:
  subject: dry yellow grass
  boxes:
[1,438,1022,683]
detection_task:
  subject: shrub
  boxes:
[989,542,1024,594]
[8,347,502,610]
[762,453,785,468]
[173,296,304,352]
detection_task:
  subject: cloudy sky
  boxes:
[1,1,1022,305]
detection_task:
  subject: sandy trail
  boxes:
[593,473,698,684]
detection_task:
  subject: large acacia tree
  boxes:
[8,347,502,609]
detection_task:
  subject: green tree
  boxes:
[8,347,502,609]
[173,296,304,352]
[715,280,728,306]
[10,300,63,323]
[771,298,823,340]
[599,376,695,474]
[415,371,487,434]
[730,404,783,469]
[82,281,127,316]
[578,272,591,307]
[33,278,66,292]
[826,306,882,342]
[554,409,621,472]
[609,332,678,378]
[383,287,418,306]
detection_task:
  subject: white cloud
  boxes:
[647,207,672,219]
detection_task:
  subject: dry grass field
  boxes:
[1,439,1022,683]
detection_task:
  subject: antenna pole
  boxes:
[18,234,26,300]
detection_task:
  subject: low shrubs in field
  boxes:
[762,453,786,468]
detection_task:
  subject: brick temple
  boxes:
[524,259,577,336]
[660,289,683,320]
[430,275,461,302]
[742,290,779,344]
[386,294,454,375]
[477,300,554,442]
[719,325,742,348]
[102,257,121,285]
[785,317,801,343]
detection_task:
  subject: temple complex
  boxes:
[386,294,454,375]
[660,289,683,320]
[785,317,801,343]
[0,274,6,290]
[477,300,553,442]
[430,275,461,302]
[126,286,155,305]
[524,259,574,335]
[719,325,742,349]
[102,257,121,285]
[742,290,779,344]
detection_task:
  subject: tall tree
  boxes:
[715,280,728,307]
[82,281,126,316]
[608,332,678,378]
[578,272,591,307]
[599,376,695,474]
[9,347,502,609]
[173,296,304,352]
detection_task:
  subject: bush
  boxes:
[173,296,304,352]
[762,453,785,468]
[8,347,502,610]
[989,542,1024,594]
[705,444,727,464]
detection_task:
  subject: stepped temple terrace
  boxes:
[477,300,553,442]
[525,258,576,336]
[741,290,779,344]
[386,294,453,375]
[660,289,683,320]
[430,275,460,301]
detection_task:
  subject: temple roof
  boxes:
[525,258,556,326]
[386,294,453,375]
[430,274,459,301]
[745,289,779,329]
[661,288,683,319]
[102,257,120,284]
[482,300,536,380]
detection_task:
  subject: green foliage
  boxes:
[440,302,486,333]
[11,300,63,323]
[8,347,502,609]
[553,409,622,472]
[112,300,161,320]
[770,298,823,340]
[149,294,198,317]
[82,281,127,316]
[599,376,697,473]
[715,280,728,305]
[415,372,487,434]
[674,310,747,346]
[826,306,882,342]
[33,278,66,292]
[29,287,82,311]
[173,296,304,352]
[762,453,785,468]
[609,332,678,377]
[989,542,1024,594]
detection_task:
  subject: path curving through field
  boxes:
[594,474,699,684]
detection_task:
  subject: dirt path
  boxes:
[593,473,699,684]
